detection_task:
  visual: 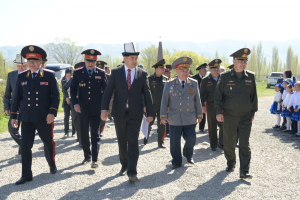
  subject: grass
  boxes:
[256,81,276,97]
[0,115,10,133]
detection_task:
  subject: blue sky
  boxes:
[1,0,300,46]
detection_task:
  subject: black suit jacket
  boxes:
[101,65,153,119]
[4,70,18,111]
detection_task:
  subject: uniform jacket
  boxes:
[70,66,107,116]
[148,73,168,107]
[11,68,60,122]
[101,65,153,119]
[160,77,203,126]
[200,74,219,105]
[62,78,72,107]
[214,69,258,116]
[4,70,18,111]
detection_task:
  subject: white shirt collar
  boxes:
[177,77,187,85]
[31,69,40,74]
[124,64,136,72]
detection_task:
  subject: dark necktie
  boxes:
[181,81,185,88]
[88,70,92,76]
[32,72,37,79]
[127,69,131,105]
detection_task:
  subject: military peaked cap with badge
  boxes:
[152,59,165,69]
[82,49,101,62]
[14,53,27,64]
[122,42,139,56]
[74,62,85,69]
[227,64,234,69]
[196,63,208,71]
[165,64,172,72]
[96,60,107,69]
[230,48,251,61]
[208,59,222,68]
[171,57,193,69]
[21,45,47,60]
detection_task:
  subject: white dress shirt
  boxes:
[31,69,40,79]
[177,77,186,87]
[124,64,135,84]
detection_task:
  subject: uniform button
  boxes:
[180,97,181,99]
[36,92,38,94]
[88,92,90,94]
[187,103,189,105]
[89,76,91,78]
[28,98,30,100]
[89,87,90,89]
[180,109,181,111]
[28,104,30,106]
[187,109,189,111]
[187,97,189,99]
[28,92,30,94]
[180,103,181,105]
[36,104,38,106]
[89,98,91,100]
[89,82,91,84]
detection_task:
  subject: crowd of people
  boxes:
[4,42,258,186]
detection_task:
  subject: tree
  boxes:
[44,38,83,66]
[271,46,279,72]
[286,46,293,70]
[256,42,264,81]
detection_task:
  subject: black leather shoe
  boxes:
[226,165,235,172]
[211,147,217,151]
[218,144,224,150]
[172,164,182,169]
[199,130,205,133]
[280,125,286,130]
[50,166,57,174]
[64,133,69,138]
[294,134,300,137]
[158,144,166,148]
[283,129,291,132]
[144,137,148,145]
[71,133,75,137]
[119,167,127,176]
[187,158,194,164]
[15,177,33,185]
[240,171,253,179]
[91,161,98,168]
[272,125,280,129]
[128,174,138,182]
[82,158,91,165]
[100,133,103,137]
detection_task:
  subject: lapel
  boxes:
[120,65,127,88]
[130,67,139,90]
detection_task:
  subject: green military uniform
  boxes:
[200,59,223,150]
[145,59,169,147]
[214,48,258,178]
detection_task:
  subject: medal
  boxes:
[230,87,232,90]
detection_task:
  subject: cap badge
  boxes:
[215,59,218,63]
[244,49,248,53]
[91,50,95,54]
[29,46,34,52]
[90,56,94,59]
[183,57,187,62]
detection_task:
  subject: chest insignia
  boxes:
[40,82,48,85]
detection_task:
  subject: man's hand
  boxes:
[101,110,108,121]
[143,107,146,113]
[216,114,224,122]
[202,106,206,114]
[74,104,81,113]
[46,114,55,124]
[160,118,169,125]
[66,97,70,105]
[5,110,10,115]
[197,118,202,124]
[11,119,18,128]
[146,116,153,123]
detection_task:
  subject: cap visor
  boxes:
[85,59,96,62]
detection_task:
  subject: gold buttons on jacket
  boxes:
[28,104,30,106]
[180,109,181,111]
[180,103,181,105]
[28,98,30,100]
[187,103,189,105]
[187,109,189,111]
[36,98,38,100]
[36,92,38,94]
[88,98,91,100]
[28,92,30,94]
[89,87,90,89]
[88,92,90,94]
[36,104,38,106]
[89,82,91,84]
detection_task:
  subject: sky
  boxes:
[1,0,300,46]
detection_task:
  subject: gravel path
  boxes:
[1,96,300,200]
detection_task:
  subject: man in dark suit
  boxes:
[70,49,107,168]
[101,42,153,182]
[191,63,208,133]
[4,53,28,155]
[11,45,60,185]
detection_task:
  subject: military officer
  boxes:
[164,64,172,79]
[214,48,258,179]
[144,59,169,148]
[200,59,223,151]
[11,45,59,185]
[227,64,234,69]
[160,57,203,169]
[70,49,107,168]
[192,63,208,133]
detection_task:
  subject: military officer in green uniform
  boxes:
[201,59,223,151]
[214,48,258,179]
[144,59,169,148]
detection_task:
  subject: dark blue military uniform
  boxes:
[70,66,107,162]
[11,67,60,178]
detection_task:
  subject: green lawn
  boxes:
[256,81,276,97]
[0,115,10,133]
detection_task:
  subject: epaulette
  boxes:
[167,78,175,82]
[19,69,29,74]
[75,67,84,71]
[222,70,231,74]
[43,69,55,73]
[162,75,168,79]
[96,67,105,72]
[189,77,197,82]
[246,70,255,75]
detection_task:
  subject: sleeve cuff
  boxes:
[49,108,58,117]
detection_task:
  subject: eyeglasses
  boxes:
[27,60,40,64]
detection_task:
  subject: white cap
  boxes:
[14,53,27,64]
[122,42,139,56]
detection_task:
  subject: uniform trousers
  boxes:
[223,110,252,172]
[170,124,196,166]
[206,101,223,148]
[147,105,166,145]
[114,111,142,176]
[21,121,56,178]
[79,114,101,162]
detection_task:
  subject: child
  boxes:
[280,79,292,129]
[287,82,299,135]
[290,82,300,136]
[281,84,293,132]
[270,83,283,128]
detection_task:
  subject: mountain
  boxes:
[1,39,300,63]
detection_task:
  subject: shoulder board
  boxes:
[222,70,231,74]
[43,69,55,73]
[167,78,176,83]
[19,69,29,74]
[75,67,84,71]
[189,77,197,82]
[162,75,168,78]
[149,74,154,77]
[203,74,210,79]
[246,70,255,75]
[96,67,105,72]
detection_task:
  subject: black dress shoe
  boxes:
[280,125,286,130]
[187,158,194,164]
[158,144,166,148]
[294,134,300,137]
[91,161,98,168]
[71,133,75,137]
[50,166,57,174]
[283,129,291,132]
[143,137,148,145]
[218,144,224,150]
[226,165,235,172]
[211,147,217,151]
[128,174,138,182]
[15,177,33,185]
[199,130,205,133]
[272,125,280,129]
[240,171,253,179]
[82,158,91,164]
[64,133,69,138]
[172,164,182,169]
[119,167,127,176]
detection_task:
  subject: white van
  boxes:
[267,72,283,88]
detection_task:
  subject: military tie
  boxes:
[88,70,92,76]
[181,81,185,88]
[32,72,37,79]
